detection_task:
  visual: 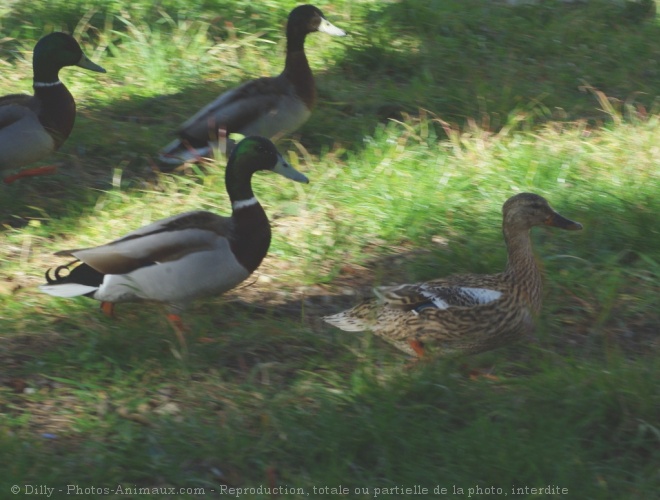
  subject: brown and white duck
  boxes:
[159,4,345,165]
[323,193,583,358]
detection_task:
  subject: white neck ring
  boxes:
[232,197,258,210]
[34,80,63,88]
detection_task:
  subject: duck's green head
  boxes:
[228,136,309,184]
[287,4,346,37]
[33,32,106,81]
[503,193,583,231]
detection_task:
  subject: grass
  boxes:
[1,0,659,498]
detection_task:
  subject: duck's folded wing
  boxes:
[179,77,288,139]
[55,211,233,275]
[0,98,39,129]
[408,297,531,354]
[375,283,503,311]
[0,93,34,106]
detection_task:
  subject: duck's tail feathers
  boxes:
[40,261,103,298]
[323,298,382,332]
[323,311,371,332]
[40,283,98,298]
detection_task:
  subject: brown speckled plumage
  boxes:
[323,193,583,358]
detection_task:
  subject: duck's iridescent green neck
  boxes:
[32,50,66,84]
[225,159,258,207]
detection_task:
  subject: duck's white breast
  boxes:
[240,95,311,139]
[458,287,503,304]
[0,106,55,169]
[94,239,250,305]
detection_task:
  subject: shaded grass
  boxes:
[1,340,658,497]
[2,112,658,496]
[1,0,659,498]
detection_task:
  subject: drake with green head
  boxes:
[324,193,583,358]
[159,4,345,165]
[40,137,308,333]
[0,32,106,184]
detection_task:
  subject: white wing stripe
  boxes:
[39,283,98,298]
[460,287,502,304]
[420,289,450,310]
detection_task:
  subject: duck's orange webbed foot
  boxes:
[180,139,207,163]
[404,339,426,369]
[4,165,58,184]
[100,301,115,318]
[408,338,426,358]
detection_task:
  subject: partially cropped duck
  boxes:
[323,193,583,358]
[40,136,308,335]
[159,4,345,165]
[1,32,106,184]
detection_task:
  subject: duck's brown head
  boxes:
[503,193,583,232]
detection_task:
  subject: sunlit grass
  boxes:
[1,0,659,497]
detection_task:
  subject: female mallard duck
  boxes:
[159,4,345,165]
[323,193,583,358]
[1,32,106,184]
[40,136,308,330]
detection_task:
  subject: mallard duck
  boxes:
[323,193,583,358]
[40,136,308,331]
[1,32,106,184]
[159,4,345,165]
